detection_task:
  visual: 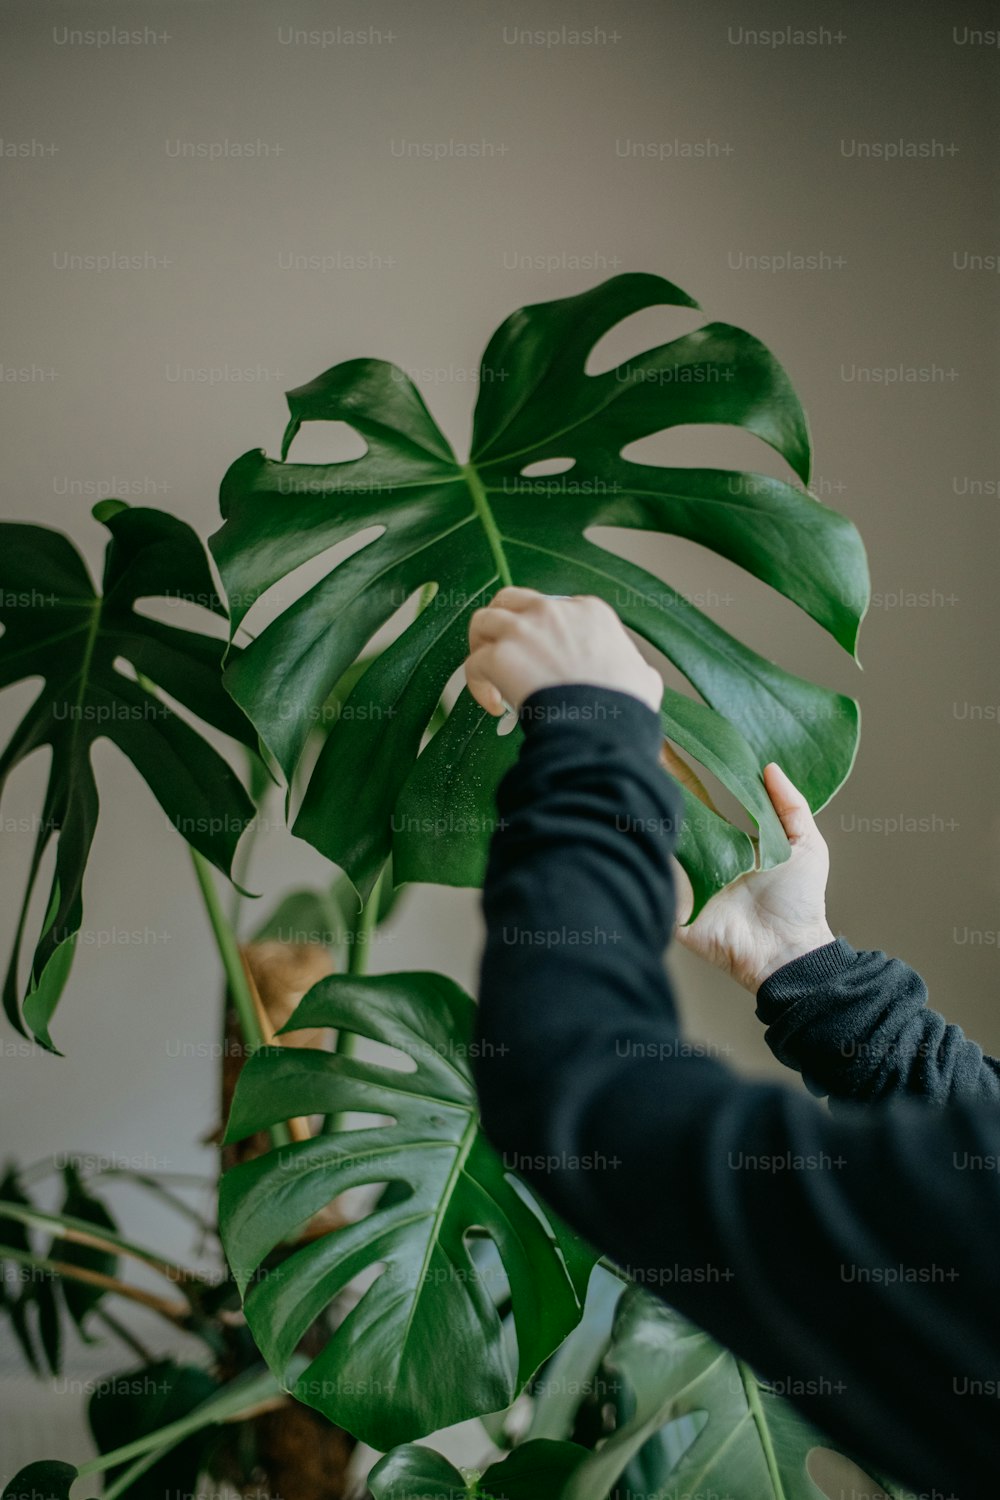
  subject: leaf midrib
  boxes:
[474,363,682,470]
[485,473,813,519]
[396,1112,479,1363]
[0,617,97,675]
[462,463,513,588]
[739,1358,787,1499]
[264,508,482,721]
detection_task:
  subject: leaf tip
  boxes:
[91,497,130,524]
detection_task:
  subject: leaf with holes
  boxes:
[210,271,868,914]
[50,1164,118,1337]
[564,1286,872,1500]
[218,969,598,1451]
[0,501,257,1049]
[0,1167,61,1376]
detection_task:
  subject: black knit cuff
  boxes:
[518,683,665,757]
[755,937,859,1023]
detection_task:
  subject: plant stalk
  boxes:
[101,1441,175,1500]
[738,1357,785,1497]
[0,1244,191,1323]
[189,847,290,1149]
[190,848,266,1053]
[69,1365,290,1486]
[0,1201,208,1290]
[320,864,386,1136]
[93,1305,155,1363]
[461,463,513,587]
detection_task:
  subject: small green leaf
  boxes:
[368,1444,470,1500]
[369,1438,591,1500]
[252,855,403,954]
[478,1439,590,1498]
[251,885,348,948]
[1,1460,88,1500]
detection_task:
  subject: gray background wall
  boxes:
[1,0,997,1489]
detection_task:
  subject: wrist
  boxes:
[518,682,663,743]
[742,925,836,993]
[520,675,660,716]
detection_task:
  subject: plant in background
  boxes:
[0,864,401,1498]
[2,273,916,1499]
[0,503,256,1052]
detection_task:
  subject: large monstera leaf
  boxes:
[0,501,256,1049]
[218,969,598,1451]
[210,272,869,911]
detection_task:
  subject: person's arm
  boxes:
[470,675,1000,1497]
[663,742,1000,1109]
[754,939,1000,1108]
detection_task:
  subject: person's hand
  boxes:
[667,751,835,993]
[465,586,664,716]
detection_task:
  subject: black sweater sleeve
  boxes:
[755,939,1000,1109]
[472,683,1000,1500]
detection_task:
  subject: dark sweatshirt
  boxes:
[472,682,1000,1500]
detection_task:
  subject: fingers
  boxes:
[468,587,550,651]
[467,608,511,645]
[464,646,507,716]
[470,588,602,645]
[763,762,817,843]
[468,587,586,663]
[467,589,560,714]
[464,588,629,716]
[466,677,506,717]
[487,585,551,611]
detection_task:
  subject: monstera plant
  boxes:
[2,274,914,1499]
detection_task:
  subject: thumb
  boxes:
[763,762,818,844]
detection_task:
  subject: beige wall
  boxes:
[1,0,997,1483]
